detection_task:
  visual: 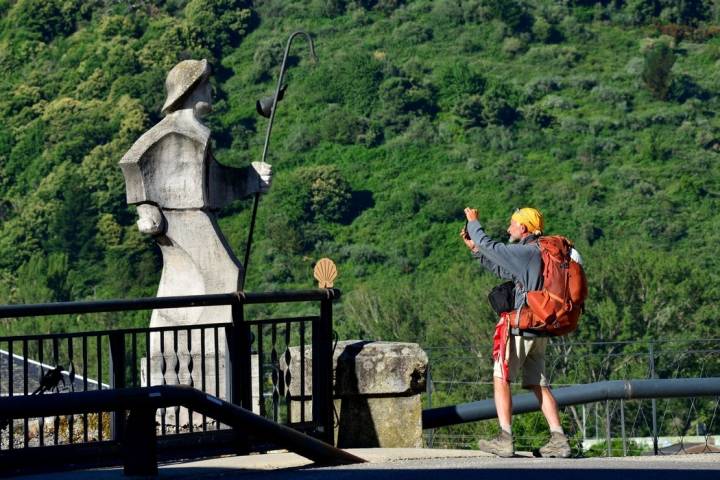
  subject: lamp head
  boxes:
[256,84,288,118]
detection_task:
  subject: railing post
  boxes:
[605,400,611,457]
[312,294,334,444]
[109,332,126,441]
[620,399,627,456]
[227,296,252,410]
[649,342,658,455]
[123,408,158,476]
[426,364,435,448]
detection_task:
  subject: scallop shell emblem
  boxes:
[313,258,337,288]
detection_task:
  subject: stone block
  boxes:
[280,340,428,448]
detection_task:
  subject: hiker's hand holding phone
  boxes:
[460,224,475,251]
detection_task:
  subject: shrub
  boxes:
[437,63,486,107]
[396,117,438,145]
[542,94,575,110]
[392,22,433,45]
[385,186,428,218]
[250,39,284,83]
[376,75,437,134]
[431,0,466,26]
[524,76,562,102]
[485,125,515,151]
[484,0,533,33]
[421,190,463,222]
[641,42,675,100]
[502,36,526,56]
[567,75,598,91]
[283,123,320,152]
[532,16,563,43]
[298,165,352,224]
[481,82,521,126]
[458,32,484,53]
[626,0,710,26]
[452,94,484,128]
[624,56,645,76]
[310,0,347,17]
[591,86,633,107]
[317,105,368,145]
[668,73,707,102]
[264,214,306,254]
[525,45,582,68]
[301,50,385,116]
[522,103,554,128]
[355,0,404,14]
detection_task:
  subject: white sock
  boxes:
[550,426,564,435]
[501,424,512,435]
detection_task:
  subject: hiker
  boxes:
[460,206,572,458]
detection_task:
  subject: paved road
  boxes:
[16,449,720,479]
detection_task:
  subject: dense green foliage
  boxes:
[1,0,720,364]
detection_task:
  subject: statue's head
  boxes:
[161,59,211,116]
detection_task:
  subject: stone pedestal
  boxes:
[281,340,428,448]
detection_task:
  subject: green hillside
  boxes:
[1,0,720,348]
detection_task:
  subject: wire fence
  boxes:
[423,338,720,456]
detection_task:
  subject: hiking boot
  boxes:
[538,432,571,458]
[477,430,514,457]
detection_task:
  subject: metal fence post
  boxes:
[605,400,611,457]
[312,295,334,444]
[427,364,434,448]
[620,399,627,456]
[123,408,158,476]
[109,332,126,441]
[649,342,658,455]
[227,298,252,411]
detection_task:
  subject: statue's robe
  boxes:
[120,111,257,330]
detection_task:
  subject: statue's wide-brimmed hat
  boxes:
[161,59,210,115]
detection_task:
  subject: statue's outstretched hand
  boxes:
[252,161,272,194]
[136,204,166,236]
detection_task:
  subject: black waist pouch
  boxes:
[488,281,515,315]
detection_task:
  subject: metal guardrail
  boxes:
[423,378,720,429]
[423,340,720,455]
[0,385,365,476]
[0,289,340,473]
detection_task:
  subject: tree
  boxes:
[184,0,253,55]
[6,0,87,42]
[641,43,675,100]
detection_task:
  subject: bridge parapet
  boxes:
[283,340,428,448]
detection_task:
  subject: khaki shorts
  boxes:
[493,335,549,387]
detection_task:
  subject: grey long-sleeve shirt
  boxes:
[467,220,543,310]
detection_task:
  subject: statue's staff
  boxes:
[241,31,317,291]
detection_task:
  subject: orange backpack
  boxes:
[515,236,588,336]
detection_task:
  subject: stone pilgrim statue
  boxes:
[119,59,270,413]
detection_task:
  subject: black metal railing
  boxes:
[0,385,365,475]
[0,289,338,466]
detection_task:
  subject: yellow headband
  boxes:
[512,207,544,235]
